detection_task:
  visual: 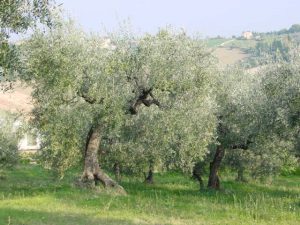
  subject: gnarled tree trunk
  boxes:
[207,145,225,190]
[80,125,125,193]
[113,162,121,182]
[144,162,154,184]
[236,168,247,182]
[192,162,205,191]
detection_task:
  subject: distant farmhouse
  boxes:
[242,31,253,40]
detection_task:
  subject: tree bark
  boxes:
[80,125,125,193]
[192,162,205,191]
[144,162,154,184]
[113,162,121,182]
[207,145,225,190]
[236,168,247,182]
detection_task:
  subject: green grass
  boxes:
[223,39,257,49]
[204,38,229,48]
[0,165,299,225]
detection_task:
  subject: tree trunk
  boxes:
[113,162,121,182]
[144,162,154,184]
[80,125,125,194]
[236,168,247,182]
[192,162,205,191]
[207,145,225,190]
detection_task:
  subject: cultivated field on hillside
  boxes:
[213,47,249,66]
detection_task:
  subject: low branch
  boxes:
[78,91,104,105]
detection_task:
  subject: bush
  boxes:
[0,114,19,167]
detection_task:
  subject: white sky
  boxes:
[57,0,300,37]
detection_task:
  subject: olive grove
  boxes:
[8,17,298,192]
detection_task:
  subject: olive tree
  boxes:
[209,61,300,189]
[21,22,217,191]
[207,67,266,189]
[257,61,300,176]
[102,92,217,184]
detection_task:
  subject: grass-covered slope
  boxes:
[0,165,299,225]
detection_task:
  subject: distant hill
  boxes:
[205,24,300,67]
[0,84,33,113]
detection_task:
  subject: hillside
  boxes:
[206,29,300,67]
[212,47,249,66]
[0,84,33,113]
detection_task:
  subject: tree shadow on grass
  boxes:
[0,165,83,199]
[0,208,142,225]
[122,177,299,196]
[223,179,300,198]
[119,176,300,210]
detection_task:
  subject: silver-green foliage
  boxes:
[0,0,57,87]
[223,61,299,179]
[258,61,300,174]
[22,22,217,175]
[0,113,18,167]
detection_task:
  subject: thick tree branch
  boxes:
[129,88,160,115]
[78,91,104,105]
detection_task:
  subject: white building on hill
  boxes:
[242,31,253,40]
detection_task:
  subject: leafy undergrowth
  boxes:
[0,165,299,225]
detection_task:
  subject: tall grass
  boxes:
[0,165,299,225]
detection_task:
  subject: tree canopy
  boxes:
[21,22,217,188]
[0,0,57,87]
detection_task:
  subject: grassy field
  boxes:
[204,38,257,50]
[222,39,257,50]
[0,165,299,225]
[204,38,229,48]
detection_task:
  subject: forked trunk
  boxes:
[144,162,154,184]
[80,125,125,194]
[207,145,225,190]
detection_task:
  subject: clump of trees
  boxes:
[244,37,300,68]
[206,64,299,188]
[253,24,300,36]
[19,20,300,191]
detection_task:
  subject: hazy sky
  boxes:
[58,0,300,37]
